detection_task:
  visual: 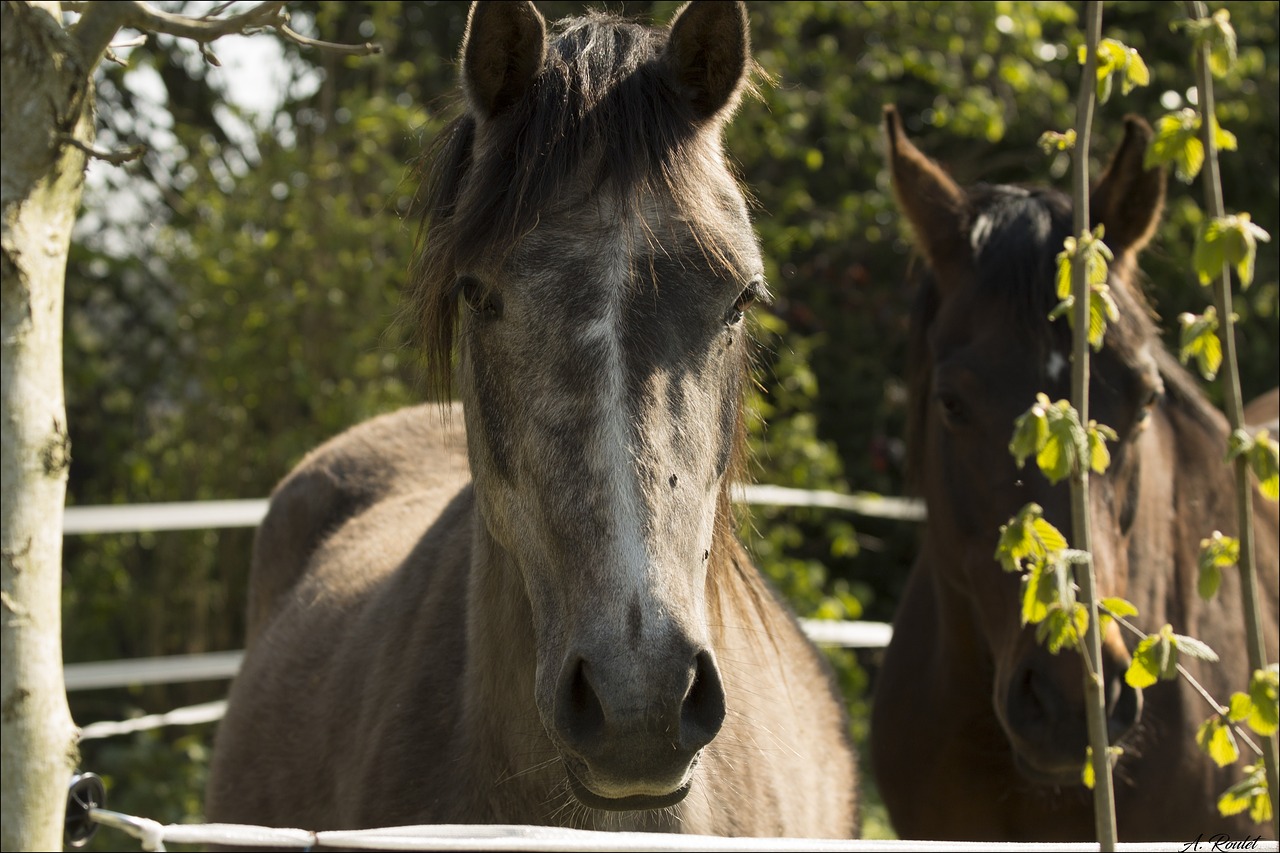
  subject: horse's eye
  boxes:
[1135,388,1162,429]
[935,391,967,428]
[458,276,501,319]
[725,277,765,326]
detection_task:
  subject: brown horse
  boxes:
[871,106,1279,841]
[206,1,856,837]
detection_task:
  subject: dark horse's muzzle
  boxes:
[553,647,726,810]
[1001,630,1141,784]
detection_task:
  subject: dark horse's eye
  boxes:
[457,276,501,319]
[725,277,765,326]
[935,391,967,428]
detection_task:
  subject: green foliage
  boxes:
[1246,665,1280,737]
[1218,763,1273,823]
[1226,428,1280,500]
[1197,714,1241,767]
[1126,624,1219,690]
[1051,226,1117,350]
[1194,212,1272,288]
[1038,128,1077,153]
[1082,745,1124,790]
[1197,529,1239,600]
[1175,8,1239,78]
[1178,306,1224,380]
[1144,108,1238,184]
[1080,37,1150,102]
[1009,393,1116,484]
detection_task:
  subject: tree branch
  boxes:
[70,1,379,74]
[57,134,146,166]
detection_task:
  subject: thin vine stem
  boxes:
[1185,0,1280,835]
[1070,4,1118,849]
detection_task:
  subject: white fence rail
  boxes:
[62,486,925,535]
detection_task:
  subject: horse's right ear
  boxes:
[664,0,751,121]
[461,0,546,120]
[884,105,970,282]
[1091,115,1165,259]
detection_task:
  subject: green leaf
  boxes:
[1227,691,1253,723]
[1099,596,1138,619]
[1195,213,1272,288]
[1081,744,1123,790]
[1086,421,1117,474]
[1010,397,1050,469]
[1173,632,1219,663]
[1177,307,1223,380]
[1196,715,1240,767]
[1217,763,1272,823]
[1021,562,1055,625]
[1127,625,1178,688]
[1146,109,1204,183]
[1086,38,1149,103]
[1227,428,1255,463]
[1035,603,1087,654]
[1033,517,1069,556]
[1247,666,1279,736]
[1197,531,1238,600]
[1038,129,1076,154]
[1247,429,1279,500]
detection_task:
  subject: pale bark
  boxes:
[1,2,91,849]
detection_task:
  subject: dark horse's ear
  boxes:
[461,0,547,120]
[1092,115,1165,259]
[883,105,970,285]
[664,0,751,121]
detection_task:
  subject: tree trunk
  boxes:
[1,2,91,849]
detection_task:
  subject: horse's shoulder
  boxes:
[246,402,469,640]
[1244,387,1280,434]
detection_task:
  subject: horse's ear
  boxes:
[460,0,546,120]
[664,0,751,120]
[883,105,970,280]
[1091,115,1165,258]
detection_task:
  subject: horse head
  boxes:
[408,0,763,810]
[886,106,1169,784]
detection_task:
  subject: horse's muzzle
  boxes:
[551,648,726,809]
[1002,641,1142,785]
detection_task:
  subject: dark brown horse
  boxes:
[872,106,1279,841]
[206,1,856,837]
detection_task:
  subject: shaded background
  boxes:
[62,1,1279,845]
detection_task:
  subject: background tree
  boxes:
[46,0,1279,846]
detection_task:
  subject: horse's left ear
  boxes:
[1091,115,1166,258]
[461,0,547,120]
[664,0,751,120]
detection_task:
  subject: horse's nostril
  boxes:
[561,658,605,744]
[680,651,726,752]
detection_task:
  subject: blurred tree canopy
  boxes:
[62,1,1277,844]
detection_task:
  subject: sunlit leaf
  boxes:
[1227,691,1253,723]
[1146,109,1204,183]
[1196,715,1240,767]
[1195,213,1272,288]
[1038,129,1076,154]
[1010,398,1049,469]
[1247,666,1279,736]
[1247,430,1279,500]
[1217,763,1272,823]
[1178,308,1223,380]
[1086,421,1117,474]
[1197,531,1238,600]
[1021,562,1055,625]
[1082,744,1123,789]
[1127,625,1178,688]
[1173,632,1219,663]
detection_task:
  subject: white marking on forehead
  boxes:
[594,204,652,595]
[1046,350,1068,383]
